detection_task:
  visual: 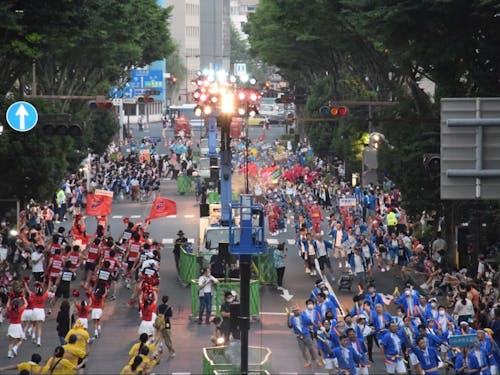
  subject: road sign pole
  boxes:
[118,100,125,145]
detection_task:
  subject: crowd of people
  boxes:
[0,207,176,374]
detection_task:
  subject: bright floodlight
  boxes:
[238,91,246,101]
[239,73,249,83]
[249,92,258,102]
[216,69,227,83]
[238,108,246,116]
[194,106,202,117]
[249,77,257,85]
[203,105,212,115]
[229,75,237,83]
[221,92,235,114]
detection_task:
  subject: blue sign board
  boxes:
[109,86,123,99]
[123,86,136,98]
[6,101,38,132]
[448,334,477,347]
[130,69,164,93]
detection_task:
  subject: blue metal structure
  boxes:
[229,195,266,255]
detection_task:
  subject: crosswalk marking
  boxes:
[130,215,141,219]
[266,238,279,245]
[162,238,174,245]
[287,239,296,245]
[184,214,195,218]
[112,215,123,219]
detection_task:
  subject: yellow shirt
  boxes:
[128,342,156,358]
[128,354,157,371]
[63,343,87,366]
[120,364,143,375]
[65,327,90,353]
[41,357,77,375]
[17,361,42,374]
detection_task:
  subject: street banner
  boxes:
[147,196,177,222]
[86,189,113,216]
[339,197,357,207]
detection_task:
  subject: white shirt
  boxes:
[198,275,217,295]
[31,251,45,273]
[353,254,364,273]
[314,240,327,257]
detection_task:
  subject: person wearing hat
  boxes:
[286,305,323,369]
[173,230,187,273]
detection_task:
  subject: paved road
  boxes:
[0,123,408,374]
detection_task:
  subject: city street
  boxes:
[0,124,406,374]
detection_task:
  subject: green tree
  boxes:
[0,0,174,202]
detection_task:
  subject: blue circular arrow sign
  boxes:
[6,101,38,132]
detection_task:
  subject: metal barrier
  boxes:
[203,345,272,375]
[177,175,194,194]
[179,248,200,285]
[190,278,260,320]
[251,251,277,286]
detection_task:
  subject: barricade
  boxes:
[177,175,194,194]
[251,251,277,286]
[190,278,260,320]
[179,247,200,285]
[203,345,272,375]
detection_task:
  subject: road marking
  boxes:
[260,311,287,316]
[130,215,141,218]
[266,238,279,245]
[162,238,174,244]
[287,239,295,245]
[184,214,195,218]
[172,373,191,375]
[280,288,294,301]
[165,215,177,218]
[112,215,123,219]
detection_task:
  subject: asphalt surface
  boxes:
[0,122,409,374]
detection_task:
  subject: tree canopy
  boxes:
[0,0,174,203]
[246,0,500,216]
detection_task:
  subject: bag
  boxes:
[153,313,165,330]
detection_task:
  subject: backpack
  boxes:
[153,313,165,330]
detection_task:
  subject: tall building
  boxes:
[230,0,258,40]
[167,0,201,103]
[200,0,231,74]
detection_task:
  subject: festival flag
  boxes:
[147,195,177,222]
[86,189,113,216]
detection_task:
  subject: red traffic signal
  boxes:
[88,101,113,110]
[319,105,348,117]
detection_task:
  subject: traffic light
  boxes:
[39,114,83,137]
[88,101,113,110]
[319,105,348,117]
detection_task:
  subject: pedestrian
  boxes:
[287,305,323,369]
[74,298,91,330]
[454,291,475,324]
[197,267,219,325]
[0,353,43,373]
[155,295,175,357]
[173,230,187,274]
[56,300,71,345]
[63,334,88,375]
[89,286,107,338]
[40,346,81,374]
[273,242,286,289]
[349,246,367,290]
[64,320,91,360]
[380,321,407,375]
[138,291,157,338]
[120,356,144,375]
[30,245,45,283]
[313,233,333,276]
[24,280,50,347]
[6,295,27,358]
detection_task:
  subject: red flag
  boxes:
[86,189,113,216]
[147,196,177,222]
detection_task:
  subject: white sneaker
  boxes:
[386,265,391,271]
[12,346,18,356]
[8,350,13,358]
[37,337,41,347]
[339,263,343,269]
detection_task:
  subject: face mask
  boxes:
[307,304,314,310]
[430,302,437,308]
[323,290,329,295]
[439,310,445,316]
[405,290,411,296]
[227,297,234,303]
